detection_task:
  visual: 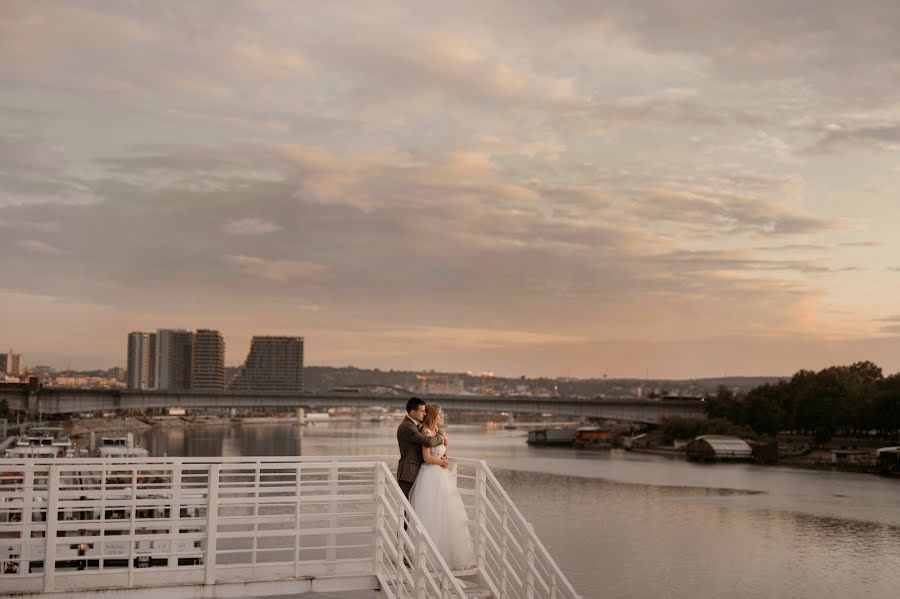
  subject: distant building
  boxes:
[229,336,304,393]
[126,332,157,389]
[0,351,22,376]
[107,366,126,383]
[155,329,194,390]
[192,329,225,390]
[224,366,241,388]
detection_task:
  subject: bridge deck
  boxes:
[0,385,707,424]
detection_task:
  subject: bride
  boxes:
[408,403,476,570]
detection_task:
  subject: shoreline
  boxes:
[14,417,896,478]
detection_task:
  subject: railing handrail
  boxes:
[478,461,582,599]
[0,454,398,465]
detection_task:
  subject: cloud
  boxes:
[226,254,331,281]
[222,218,282,236]
[625,185,838,236]
[1,2,897,375]
[804,123,900,154]
[15,239,66,255]
[754,244,828,252]
[839,241,881,248]
[385,325,587,349]
[231,42,307,76]
[0,177,100,208]
[0,219,60,233]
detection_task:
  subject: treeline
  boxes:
[660,417,757,441]
[704,361,900,442]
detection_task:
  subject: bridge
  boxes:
[0,455,582,599]
[0,385,707,424]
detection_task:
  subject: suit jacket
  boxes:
[396,416,443,484]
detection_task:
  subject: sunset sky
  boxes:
[2,1,900,378]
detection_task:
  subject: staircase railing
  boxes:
[372,461,469,598]
[451,458,583,599]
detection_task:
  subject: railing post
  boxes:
[373,465,384,576]
[127,466,136,588]
[252,461,260,565]
[501,502,509,596]
[441,573,451,599]
[414,527,425,597]
[475,461,486,570]
[396,497,405,584]
[168,465,182,569]
[526,523,536,599]
[294,464,302,578]
[21,468,34,573]
[205,464,220,585]
[327,463,338,565]
[42,465,59,592]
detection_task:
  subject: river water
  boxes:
[136,420,900,599]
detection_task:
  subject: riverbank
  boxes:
[65,414,234,441]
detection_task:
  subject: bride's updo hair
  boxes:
[421,403,442,433]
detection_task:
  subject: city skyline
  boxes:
[3,2,900,378]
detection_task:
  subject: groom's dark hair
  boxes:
[406,397,426,413]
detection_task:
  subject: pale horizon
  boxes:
[3,2,900,379]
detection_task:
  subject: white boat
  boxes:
[95,432,149,458]
[3,427,79,458]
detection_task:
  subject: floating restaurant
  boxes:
[685,435,754,462]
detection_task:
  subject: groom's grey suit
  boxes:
[396,416,443,499]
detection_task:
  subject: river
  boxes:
[135,420,900,599]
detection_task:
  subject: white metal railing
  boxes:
[0,456,464,598]
[452,458,583,599]
[372,462,468,598]
[0,456,582,599]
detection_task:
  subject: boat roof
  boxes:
[694,435,753,452]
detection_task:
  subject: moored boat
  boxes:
[3,426,80,458]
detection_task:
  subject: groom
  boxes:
[396,397,448,499]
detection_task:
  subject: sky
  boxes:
[2,1,900,378]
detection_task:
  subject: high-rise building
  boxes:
[229,336,304,393]
[192,329,225,390]
[155,329,194,390]
[0,351,23,376]
[126,332,157,389]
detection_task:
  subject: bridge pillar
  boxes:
[506,413,515,429]
[296,407,306,425]
[27,390,40,419]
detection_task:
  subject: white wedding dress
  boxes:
[408,439,476,570]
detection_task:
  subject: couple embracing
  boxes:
[396,397,475,570]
